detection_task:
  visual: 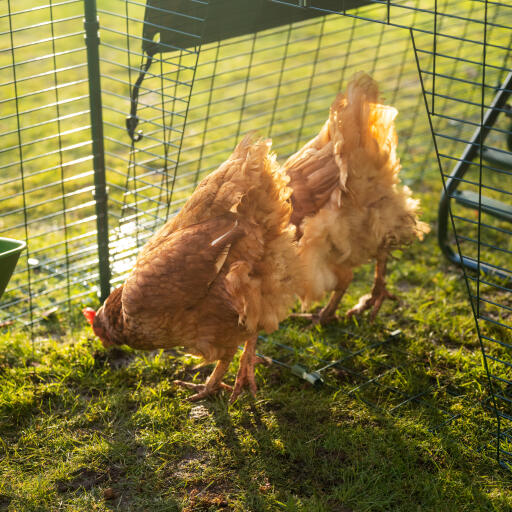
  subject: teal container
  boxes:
[0,237,26,300]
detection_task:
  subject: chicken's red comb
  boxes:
[82,307,96,325]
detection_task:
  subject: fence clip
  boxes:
[126,115,143,142]
[126,55,154,143]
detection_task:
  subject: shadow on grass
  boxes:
[0,321,509,512]
[185,321,506,511]
[203,388,502,511]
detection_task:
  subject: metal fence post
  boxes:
[84,0,111,302]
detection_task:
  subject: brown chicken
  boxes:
[282,72,430,325]
[83,136,301,401]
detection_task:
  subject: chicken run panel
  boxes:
[1,0,512,474]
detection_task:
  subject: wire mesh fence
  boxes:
[1,0,511,469]
[2,1,96,324]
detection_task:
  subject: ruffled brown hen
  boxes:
[84,136,301,401]
[283,73,430,325]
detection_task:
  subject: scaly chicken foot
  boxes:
[230,335,259,403]
[291,289,345,326]
[346,255,398,322]
[291,269,353,327]
[174,359,233,401]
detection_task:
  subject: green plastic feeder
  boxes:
[0,237,26,300]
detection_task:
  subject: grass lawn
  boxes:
[1,0,512,510]
[1,188,511,510]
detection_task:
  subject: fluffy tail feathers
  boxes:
[232,135,293,235]
[329,72,400,186]
[332,73,430,242]
[225,136,303,333]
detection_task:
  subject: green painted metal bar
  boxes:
[84,0,111,302]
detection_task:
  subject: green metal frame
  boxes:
[84,0,111,302]
[437,71,512,280]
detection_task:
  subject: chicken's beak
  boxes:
[82,307,96,326]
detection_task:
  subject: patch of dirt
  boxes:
[103,487,119,500]
[55,466,125,493]
[0,494,12,511]
[93,347,135,369]
[183,489,229,511]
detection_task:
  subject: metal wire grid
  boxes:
[415,3,512,470]
[97,1,205,287]
[0,0,484,321]
[97,0,441,284]
[257,328,476,433]
[1,1,98,324]
[274,0,512,468]
[1,0,511,467]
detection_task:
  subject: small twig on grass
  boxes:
[306,433,326,444]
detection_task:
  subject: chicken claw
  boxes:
[346,254,398,322]
[173,380,233,402]
[346,287,398,322]
[174,359,232,401]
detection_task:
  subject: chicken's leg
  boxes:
[174,359,233,402]
[292,269,353,326]
[346,253,398,321]
[230,335,259,403]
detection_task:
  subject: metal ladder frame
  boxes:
[437,71,512,278]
